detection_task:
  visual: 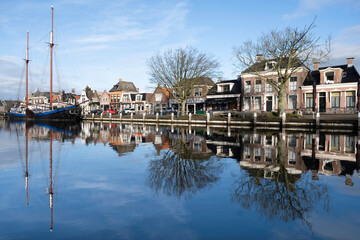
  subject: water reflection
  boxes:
[147,128,222,199]
[2,120,360,236]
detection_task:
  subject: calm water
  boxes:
[0,120,360,239]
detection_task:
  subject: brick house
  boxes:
[186,77,215,114]
[131,93,152,113]
[109,78,138,112]
[206,78,241,110]
[300,58,360,113]
[148,84,171,113]
[240,55,309,113]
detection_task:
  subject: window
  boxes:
[345,136,355,153]
[123,94,130,102]
[255,79,261,93]
[254,96,261,110]
[244,147,250,159]
[265,148,272,162]
[117,94,120,102]
[305,134,313,150]
[245,81,251,93]
[305,93,313,108]
[266,81,273,92]
[346,91,355,108]
[287,135,297,147]
[289,76,297,91]
[136,95,142,101]
[288,95,297,109]
[330,135,340,152]
[244,97,251,110]
[331,92,340,108]
[194,88,203,97]
[155,93,162,102]
[222,85,230,92]
[288,151,296,165]
[254,148,261,161]
[325,71,334,84]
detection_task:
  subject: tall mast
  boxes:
[25,31,29,109]
[50,5,54,110]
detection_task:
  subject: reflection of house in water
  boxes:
[205,129,242,160]
[300,133,358,186]
[240,133,307,176]
[235,131,359,186]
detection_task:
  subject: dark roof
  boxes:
[303,65,360,86]
[207,79,242,95]
[61,93,75,102]
[109,81,137,92]
[194,77,215,86]
[242,58,305,73]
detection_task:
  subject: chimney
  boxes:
[119,78,123,82]
[314,62,319,70]
[256,54,263,62]
[71,88,75,94]
[347,57,354,67]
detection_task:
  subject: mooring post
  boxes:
[227,112,231,125]
[92,113,94,120]
[206,112,210,124]
[119,112,122,121]
[109,113,112,121]
[358,111,360,129]
[143,112,146,122]
[316,112,320,129]
[131,112,133,121]
[171,112,174,122]
[156,112,159,122]
[189,113,192,123]
[100,113,103,120]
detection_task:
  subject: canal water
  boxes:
[0,120,359,239]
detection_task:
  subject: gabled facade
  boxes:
[131,93,152,113]
[206,78,241,110]
[148,84,171,113]
[99,90,110,111]
[301,58,360,113]
[186,77,215,113]
[241,55,309,112]
[109,78,138,111]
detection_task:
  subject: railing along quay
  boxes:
[83,112,360,132]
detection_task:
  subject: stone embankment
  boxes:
[83,112,360,132]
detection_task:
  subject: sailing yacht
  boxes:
[9,6,81,121]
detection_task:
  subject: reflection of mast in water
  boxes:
[49,131,54,232]
[25,124,29,206]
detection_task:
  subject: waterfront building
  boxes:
[109,78,138,112]
[131,93,152,113]
[300,58,360,113]
[79,88,100,114]
[240,54,309,113]
[99,90,110,111]
[206,78,242,110]
[148,84,171,113]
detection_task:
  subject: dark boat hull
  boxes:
[8,105,82,121]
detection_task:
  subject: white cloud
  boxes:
[329,25,360,63]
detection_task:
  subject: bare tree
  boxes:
[233,20,331,115]
[147,46,221,115]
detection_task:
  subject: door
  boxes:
[266,96,273,112]
[319,92,326,112]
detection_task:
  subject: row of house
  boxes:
[85,57,359,115]
[12,57,359,115]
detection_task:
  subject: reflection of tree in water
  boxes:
[147,130,222,199]
[232,133,329,228]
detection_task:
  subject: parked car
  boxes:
[162,107,175,115]
[124,108,135,115]
[104,109,116,115]
[209,107,240,117]
[90,109,102,115]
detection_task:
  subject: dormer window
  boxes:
[194,87,202,97]
[325,71,334,84]
[265,61,276,70]
[136,95,142,101]
[222,85,230,92]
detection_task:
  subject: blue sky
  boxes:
[1,0,360,100]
